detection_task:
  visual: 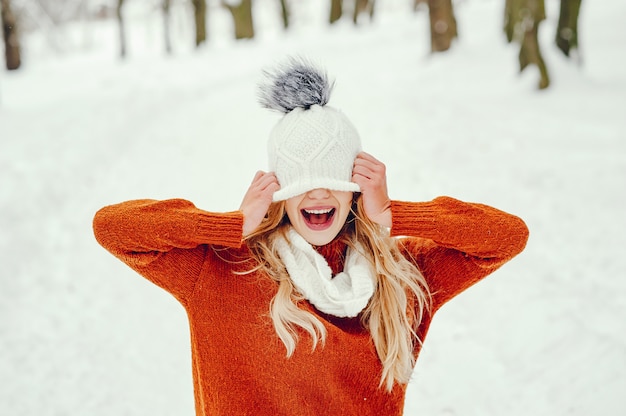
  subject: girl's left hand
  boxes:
[352,152,392,227]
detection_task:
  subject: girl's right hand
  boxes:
[239,171,280,237]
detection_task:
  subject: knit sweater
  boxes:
[92,196,528,416]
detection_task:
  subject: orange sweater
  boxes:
[93,196,528,416]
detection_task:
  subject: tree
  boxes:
[555,0,582,58]
[504,0,550,89]
[329,0,374,26]
[222,0,254,40]
[329,0,343,24]
[116,0,126,58]
[353,0,375,25]
[278,0,289,30]
[1,0,21,70]
[163,0,172,54]
[192,0,207,46]
[427,0,457,52]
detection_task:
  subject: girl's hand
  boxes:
[239,171,280,237]
[352,152,392,227]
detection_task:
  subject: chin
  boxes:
[305,234,336,247]
[294,226,339,246]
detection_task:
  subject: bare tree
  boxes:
[504,0,550,89]
[353,0,374,25]
[278,0,289,30]
[222,0,254,40]
[162,0,172,54]
[116,0,126,58]
[1,0,21,70]
[192,0,207,46]
[427,0,457,52]
[555,0,582,58]
[329,0,342,24]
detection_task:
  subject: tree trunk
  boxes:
[555,0,582,58]
[278,0,289,30]
[1,0,21,70]
[519,17,550,90]
[162,0,172,54]
[116,0,126,58]
[504,0,550,89]
[427,0,457,52]
[192,0,207,47]
[329,0,343,24]
[223,0,254,40]
[503,0,515,43]
[353,0,375,25]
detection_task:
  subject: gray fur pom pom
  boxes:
[258,57,334,113]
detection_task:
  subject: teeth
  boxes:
[304,208,333,215]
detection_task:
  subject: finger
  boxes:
[353,164,385,183]
[267,182,281,195]
[352,174,372,188]
[262,179,280,195]
[249,171,272,188]
[257,173,279,192]
[355,151,378,163]
[249,170,267,187]
[354,157,385,176]
[352,165,370,179]
[355,152,385,168]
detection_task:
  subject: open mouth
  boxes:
[301,207,336,230]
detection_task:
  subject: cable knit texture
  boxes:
[92,196,529,416]
[268,105,362,201]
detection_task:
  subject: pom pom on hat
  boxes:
[259,57,362,202]
[258,57,334,113]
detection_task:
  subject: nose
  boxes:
[306,188,331,199]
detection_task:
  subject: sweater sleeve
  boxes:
[92,198,244,304]
[390,196,529,311]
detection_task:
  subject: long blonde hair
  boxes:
[244,196,430,391]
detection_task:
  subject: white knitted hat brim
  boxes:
[272,178,361,202]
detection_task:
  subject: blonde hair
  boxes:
[243,196,430,391]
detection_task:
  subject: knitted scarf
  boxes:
[275,228,375,318]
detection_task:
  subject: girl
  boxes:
[93,59,528,415]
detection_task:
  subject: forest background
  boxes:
[4,0,582,89]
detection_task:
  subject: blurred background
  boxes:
[1,0,625,415]
[2,0,589,88]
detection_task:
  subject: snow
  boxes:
[1,0,625,414]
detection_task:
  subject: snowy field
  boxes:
[1,0,625,414]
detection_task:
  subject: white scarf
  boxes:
[275,228,375,318]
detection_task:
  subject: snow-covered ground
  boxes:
[1,0,625,414]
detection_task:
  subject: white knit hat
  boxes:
[259,58,362,202]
